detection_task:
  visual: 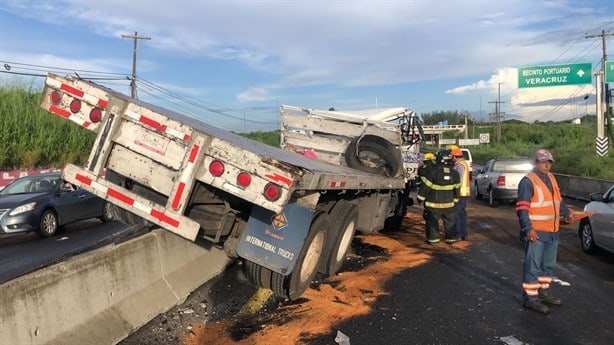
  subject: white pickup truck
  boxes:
[474,157,533,207]
[39,73,424,300]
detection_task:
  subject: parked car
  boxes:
[460,148,474,179]
[579,185,614,254]
[0,172,113,237]
[474,157,533,207]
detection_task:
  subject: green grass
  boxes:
[0,83,95,169]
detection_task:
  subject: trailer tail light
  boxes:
[209,160,225,177]
[237,172,251,187]
[69,99,81,113]
[263,182,281,201]
[50,91,62,104]
[89,108,103,123]
[497,176,505,186]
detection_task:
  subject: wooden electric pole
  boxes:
[121,31,151,99]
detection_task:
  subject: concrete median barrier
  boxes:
[554,173,614,201]
[0,229,232,345]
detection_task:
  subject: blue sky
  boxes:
[0,0,612,132]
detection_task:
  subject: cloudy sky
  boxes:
[0,0,612,131]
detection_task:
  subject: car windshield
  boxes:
[492,160,533,173]
[0,175,61,195]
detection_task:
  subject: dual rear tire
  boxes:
[245,212,329,300]
[245,200,359,300]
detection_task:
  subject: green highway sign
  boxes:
[606,61,614,83]
[518,63,592,88]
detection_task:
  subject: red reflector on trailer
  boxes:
[50,91,62,104]
[237,172,251,187]
[89,108,102,122]
[209,160,225,177]
[263,183,281,201]
[70,99,81,113]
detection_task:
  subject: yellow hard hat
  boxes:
[448,144,459,150]
[423,152,435,161]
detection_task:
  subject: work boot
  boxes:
[523,300,549,314]
[426,239,440,245]
[539,293,562,306]
[445,238,458,244]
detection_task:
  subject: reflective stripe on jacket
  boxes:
[525,171,561,232]
[455,159,471,196]
[417,165,460,209]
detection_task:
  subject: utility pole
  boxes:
[464,111,468,139]
[488,83,505,144]
[586,30,613,150]
[121,31,151,99]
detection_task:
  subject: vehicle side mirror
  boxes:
[589,192,604,202]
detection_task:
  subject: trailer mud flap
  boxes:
[237,203,313,275]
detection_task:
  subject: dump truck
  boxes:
[39,73,423,300]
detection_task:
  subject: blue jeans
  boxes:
[522,233,559,301]
[456,197,468,238]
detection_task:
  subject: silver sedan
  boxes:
[579,185,614,254]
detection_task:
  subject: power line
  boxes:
[499,23,612,123]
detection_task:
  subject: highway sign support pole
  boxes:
[595,72,608,156]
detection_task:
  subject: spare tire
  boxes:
[344,135,403,177]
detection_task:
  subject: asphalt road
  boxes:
[308,203,612,345]
[2,195,610,345]
[0,219,142,284]
[120,196,614,345]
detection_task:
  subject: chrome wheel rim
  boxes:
[300,232,325,283]
[42,212,57,235]
[581,224,593,250]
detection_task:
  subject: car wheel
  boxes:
[488,188,499,207]
[474,182,483,200]
[99,201,114,223]
[579,219,598,254]
[37,209,59,238]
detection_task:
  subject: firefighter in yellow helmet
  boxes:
[417,150,460,244]
[418,152,435,178]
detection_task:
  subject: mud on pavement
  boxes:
[120,206,470,345]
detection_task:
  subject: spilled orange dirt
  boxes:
[180,207,470,345]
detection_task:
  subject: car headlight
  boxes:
[9,202,37,216]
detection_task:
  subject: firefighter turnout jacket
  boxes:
[417,163,461,209]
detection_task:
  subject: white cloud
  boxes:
[1,0,611,129]
[238,87,271,102]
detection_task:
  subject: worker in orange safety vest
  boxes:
[450,145,471,240]
[516,149,571,314]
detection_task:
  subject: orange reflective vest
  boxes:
[455,159,471,197]
[526,172,561,232]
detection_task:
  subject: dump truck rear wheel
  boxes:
[318,201,358,276]
[245,212,329,300]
